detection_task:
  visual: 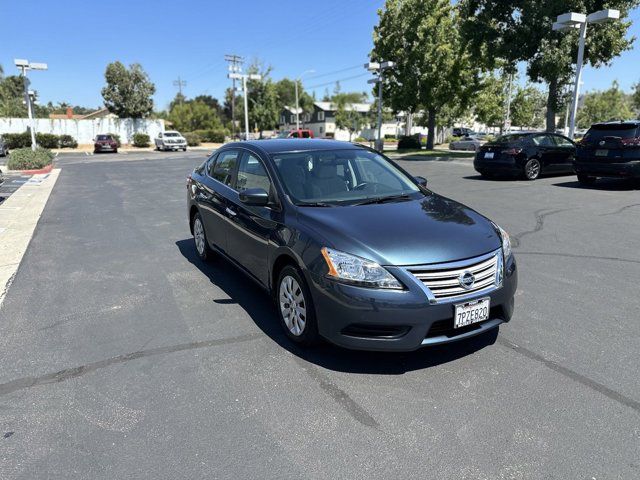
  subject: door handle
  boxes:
[225,207,237,217]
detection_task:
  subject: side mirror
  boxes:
[239,188,269,206]
[414,175,428,187]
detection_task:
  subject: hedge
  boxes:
[106,133,122,147]
[7,147,54,170]
[397,135,422,150]
[2,131,79,149]
[132,133,150,148]
[183,132,201,146]
[192,129,228,143]
[59,134,78,148]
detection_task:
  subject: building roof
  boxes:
[314,101,371,113]
[282,106,303,114]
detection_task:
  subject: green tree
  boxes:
[510,85,546,129]
[372,0,480,149]
[474,72,508,130]
[576,81,634,128]
[461,0,639,132]
[0,75,27,117]
[101,61,156,118]
[632,81,640,112]
[334,97,366,141]
[193,95,224,117]
[243,61,280,136]
[168,100,222,132]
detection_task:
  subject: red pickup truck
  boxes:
[276,129,314,139]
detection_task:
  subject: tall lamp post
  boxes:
[366,61,395,152]
[295,70,315,130]
[553,9,619,139]
[228,72,262,140]
[14,59,48,151]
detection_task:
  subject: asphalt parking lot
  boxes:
[0,149,638,479]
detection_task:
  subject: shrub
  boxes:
[183,132,201,146]
[35,133,59,149]
[107,133,122,147]
[397,135,421,150]
[58,134,78,149]
[3,132,32,149]
[132,133,150,148]
[192,129,228,143]
[7,147,53,170]
[354,136,368,143]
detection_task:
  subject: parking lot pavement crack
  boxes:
[292,357,380,429]
[516,251,640,265]
[497,337,640,414]
[511,208,569,248]
[598,203,640,217]
[0,333,261,397]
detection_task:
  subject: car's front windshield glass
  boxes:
[164,132,180,137]
[272,149,422,206]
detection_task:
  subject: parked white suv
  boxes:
[155,131,187,151]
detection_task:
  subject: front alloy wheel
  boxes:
[524,158,541,180]
[277,266,319,345]
[192,212,212,261]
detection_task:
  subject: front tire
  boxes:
[524,158,541,180]
[192,212,213,261]
[577,174,596,186]
[277,266,320,346]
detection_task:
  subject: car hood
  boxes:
[298,193,500,266]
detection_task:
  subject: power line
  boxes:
[306,64,363,80]
[173,76,187,103]
[306,72,369,90]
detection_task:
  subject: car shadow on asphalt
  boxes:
[176,239,498,375]
[552,178,640,191]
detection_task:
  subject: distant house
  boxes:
[278,101,372,140]
[278,106,305,131]
[49,107,117,120]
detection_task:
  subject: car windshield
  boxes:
[164,132,180,137]
[272,149,422,206]
[583,125,638,143]
[96,135,111,141]
[492,134,530,144]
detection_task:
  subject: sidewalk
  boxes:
[0,169,61,308]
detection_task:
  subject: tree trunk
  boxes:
[426,109,436,150]
[546,78,558,132]
[405,112,413,136]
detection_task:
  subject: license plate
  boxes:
[454,298,490,329]
[595,149,608,157]
[484,152,494,159]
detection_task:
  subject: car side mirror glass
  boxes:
[414,175,428,187]
[239,188,269,206]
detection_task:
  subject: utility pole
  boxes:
[173,76,187,104]
[295,70,315,130]
[224,54,244,137]
[228,71,262,140]
[503,72,513,133]
[366,61,395,152]
[14,59,48,151]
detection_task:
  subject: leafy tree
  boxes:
[576,81,634,128]
[372,0,481,149]
[0,75,27,117]
[101,61,156,118]
[460,0,639,132]
[334,97,366,141]
[473,72,508,130]
[169,92,187,111]
[510,85,546,129]
[246,61,280,136]
[632,81,640,112]
[368,96,395,128]
[168,100,222,132]
[274,78,315,126]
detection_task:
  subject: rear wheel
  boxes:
[277,265,320,346]
[577,174,597,186]
[192,212,213,261]
[524,158,541,180]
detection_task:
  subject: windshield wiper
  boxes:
[297,202,336,207]
[353,194,413,206]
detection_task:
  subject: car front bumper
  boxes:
[574,160,640,179]
[162,143,187,150]
[308,256,517,351]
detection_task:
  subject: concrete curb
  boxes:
[0,169,61,309]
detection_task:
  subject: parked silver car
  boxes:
[449,136,483,151]
[155,131,187,151]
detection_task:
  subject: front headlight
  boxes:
[321,247,403,289]
[493,223,512,259]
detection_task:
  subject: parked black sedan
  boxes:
[474,132,576,180]
[187,139,517,351]
[574,121,640,185]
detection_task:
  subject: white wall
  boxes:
[0,117,165,144]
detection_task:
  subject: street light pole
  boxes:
[553,9,619,139]
[229,72,262,140]
[366,61,395,152]
[15,59,47,151]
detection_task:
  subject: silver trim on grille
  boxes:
[405,249,502,303]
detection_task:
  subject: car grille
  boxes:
[407,250,501,302]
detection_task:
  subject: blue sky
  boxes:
[1,0,638,110]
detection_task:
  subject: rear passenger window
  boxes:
[212,150,239,186]
[236,153,271,193]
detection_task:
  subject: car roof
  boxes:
[237,139,364,154]
[591,120,640,127]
